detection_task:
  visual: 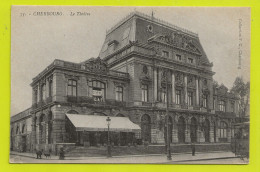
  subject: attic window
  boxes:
[162,51,169,58]
[147,25,153,33]
[188,58,194,64]
[176,54,182,61]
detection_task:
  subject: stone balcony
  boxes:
[66,96,126,107]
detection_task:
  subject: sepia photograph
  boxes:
[10,6,250,164]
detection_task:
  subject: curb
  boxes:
[10,151,235,161]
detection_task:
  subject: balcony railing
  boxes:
[66,96,126,107]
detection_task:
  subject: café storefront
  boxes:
[65,114,141,146]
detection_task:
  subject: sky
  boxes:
[11,6,250,116]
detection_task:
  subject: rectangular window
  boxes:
[188,91,193,106]
[218,100,226,112]
[49,79,53,97]
[141,84,148,102]
[41,84,46,101]
[188,58,193,64]
[202,94,207,108]
[67,80,77,97]
[175,90,181,105]
[231,102,235,112]
[162,51,169,58]
[116,87,123,101]
[92,81,105,102]
[176,54,182,61]
[161,89,166,103]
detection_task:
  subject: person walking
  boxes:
[59,147,65,160]
[191,143,196,156]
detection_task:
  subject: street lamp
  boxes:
[106,117,112,157]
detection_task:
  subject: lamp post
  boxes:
[165,69,172,160]
[106,117,112,157]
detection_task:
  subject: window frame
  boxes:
[141,84,148,102]
[175,90,181,105]
[188,91,193,106]
[176,54,182,61]
[202,94,207,108]
[67,79,77,97]
[218,100,226,112]
[115,86,123,102]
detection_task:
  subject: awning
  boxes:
[66,114,141,132]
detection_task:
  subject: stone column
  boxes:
[171,73,175,104]
[184,75,188,104]
[196,77,199,106]
[154,68,158,102]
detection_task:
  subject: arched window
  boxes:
[202,94,207,108]
[115,86,123,101]
[164,116,173,143]
[39,114,46,144]
[178,116,185,143]
[141,84,148,102]
[48,112,53,144]
[16,126,19,134]
[49,78,53,97]
[22,124,25,133]
[67,79,77,96]
[204,119,210,142]
[143,65,148,74]
[41,84,46,101]
[67,110,79,114]
[116,113,125,117]
[93,112,107,116]
[190,117,197,143]
[141,114,151,143]
[219,121,228,142]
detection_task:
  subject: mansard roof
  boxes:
[99,11,211,66]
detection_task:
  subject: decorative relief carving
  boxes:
[149,32,201,54]
[84,57,108,74]
[175,72,184,87]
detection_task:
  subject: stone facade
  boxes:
[11,11,241,152]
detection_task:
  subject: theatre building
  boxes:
[11,12,241,152]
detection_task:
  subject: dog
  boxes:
[44,153,51,159]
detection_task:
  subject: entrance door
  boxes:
[204,119,210,142]
[190,117,197,143]
[89,132,97,146]
[178,117,186,143]
[21,136,27,152]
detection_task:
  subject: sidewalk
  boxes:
[10,151,238,163]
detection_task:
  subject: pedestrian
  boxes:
[36,149,42,159]
[59,147,65,160]
[191,143,195,156]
